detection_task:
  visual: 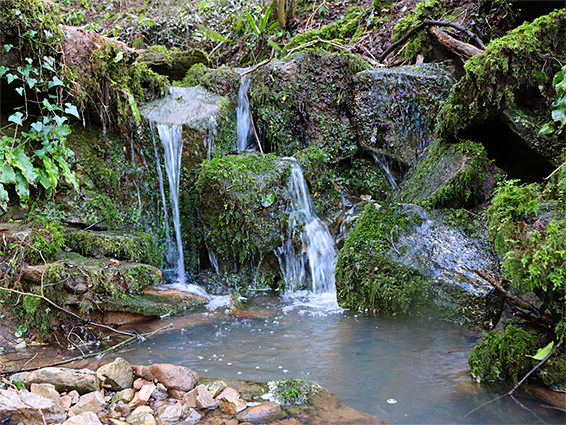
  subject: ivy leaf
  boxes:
[64,103,80,119]
[48,76,64,88]
[42,56,55,72]
[15,86,24,96]
[0,164,17,184]
[15,171,30,207]
[527,341,554,360]
[0,66,8,78]
[27,77,37,89]
[3,44,13,52]
[551,95,566,131]
[53,115,67,126]
[10,148,38,185]
[31,120,45,134]
[8,112,24,126]
[6,73,18,84]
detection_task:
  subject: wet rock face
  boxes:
[249,49,370,160]
[335,203,503,328]
[196,153,292,276]
[24,367,99,394]
[353,62,458,165]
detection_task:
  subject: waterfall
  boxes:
[279,159,338,294]
[237,74,254,152]
[372,152,397,189]
[154,123,186,286]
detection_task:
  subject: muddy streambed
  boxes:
[23,293,564,424]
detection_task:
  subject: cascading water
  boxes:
[236,74,254,152]
[279,159,338,296]
[371,152,397,189]
[154,123,186,286]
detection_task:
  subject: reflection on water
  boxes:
[88,295,562,424]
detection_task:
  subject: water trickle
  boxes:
[372,152,397,189]
[279,159,338,295]
[237,74,254,152]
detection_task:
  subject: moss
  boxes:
[469,325,537,384]
[436,9,566,140]
[267,379,321,406]
[335,203,432,315]
[196,153,291,278]
[397,140,489,208]
[28,219,65,264]
[282,7,368,55]
[391,0,447,61]
[65,229,164,268]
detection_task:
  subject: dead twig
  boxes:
[544,160,566,180]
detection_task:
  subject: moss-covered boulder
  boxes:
[249,49,370,160]
[196,153,292,277]
[436,9,566,166]
[335,203,502,327]
[352,63,458,165]
[395,140,495,208]
[65,229,164,268]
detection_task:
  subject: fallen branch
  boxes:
[544,160,566,180]
[427,26,484,61]
[286,37,347,56]
[465,340,561,418]
[0,324,172,375]
[379,19,485,63]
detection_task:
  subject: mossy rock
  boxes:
[352,63,458,166]
[538,351,566,392]
[436,8,566,166]
[196,153,292,279]
[99,291,203,318]
[65,229,164,268]
[335,203,502,327]
[140,46,210,81]
[395,139,494,208]
[249,49,370,161]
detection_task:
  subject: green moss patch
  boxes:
[396,140,490,208]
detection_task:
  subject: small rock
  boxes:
[68,390,80,404]
[133,378,152,391]
[68,390,105,416]
[237,402,282,423]
[129,383,156,407]
[126,405,156,425]
[206,380,227,398]
[168,388,187,399]
[224,419,239,425]
[24,367,99,394]
[108,419,130,425]
[60,394,73,410]
[156,402,184,422]
[151,383,168,400]
[30,383,61,404]
[112,388,135,404]
[97,357,134,391]
[132,364,198,392]
[110,400,130,418]
[177,408,202,425]
[219,393,247,415]
[216,387,240,401]
[62,411,103,425]
[14,338,27,350]
[183,384,216,409]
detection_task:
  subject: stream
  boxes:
[76,293,563,425]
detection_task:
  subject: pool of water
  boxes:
[94,293,563,424]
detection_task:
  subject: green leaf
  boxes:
[8,112,24,126]
[0,183,8,212]
[48,76,64,88]
[36,168,51,190]
[15,86,24,96]
[42,156,59,189]
[56,157,79,192]
[527,341,554,360]
[42,56,55,72]
[27,77,37,88]
[0,164,17,184]
[6,73,18,84]
[10,148,38,184]
[0,66,8,77]
[551,95,566,130]
[15,171,30,207]
[113,51,124,63]
[64,103,80,119]
[3,44,14,52]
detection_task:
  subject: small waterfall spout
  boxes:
[237,74,254,152]
[372,152,397,189]
[280,159,338,294]
[154,123,186,286]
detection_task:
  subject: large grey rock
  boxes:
[0,389,66,424]
[97,357,134,391]
[353,63,457,165]
[24,367,99,394]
